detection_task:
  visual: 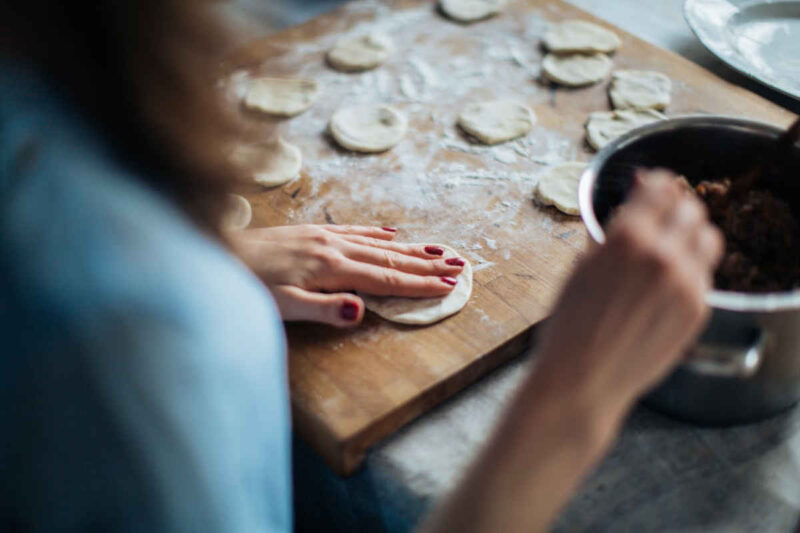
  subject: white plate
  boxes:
[684,0,800,101]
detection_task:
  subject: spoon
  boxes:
[733,115,800,194]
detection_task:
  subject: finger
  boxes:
[333,259,458,298]
[691,225,725,271]
[663,196,704,235]
[321,225,398,241]
[336,235,449,259]
[271,285,364,328]
[626,168,682,222]
[339,241,466,276]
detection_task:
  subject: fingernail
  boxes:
[382,226,397,232]
[425,246,444,256]
[340,301,359,321]
[441,276,458,286]
[445,257,465,267]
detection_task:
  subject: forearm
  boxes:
[422,353,630,533]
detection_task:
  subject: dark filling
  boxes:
[694,177,800,293]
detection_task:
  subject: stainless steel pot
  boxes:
[579,115,800,425]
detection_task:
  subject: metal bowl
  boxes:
[579,115,800,424]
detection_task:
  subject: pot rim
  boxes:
[578,113,800,313]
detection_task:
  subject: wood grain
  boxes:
[226,0,793,475]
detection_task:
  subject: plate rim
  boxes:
[683,0,800,102]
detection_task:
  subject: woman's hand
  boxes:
[423,170,724,533]
[228,225,466,328]
[536,169,724,410]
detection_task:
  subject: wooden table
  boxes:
[226,0,800,531]
[230,0,792,477]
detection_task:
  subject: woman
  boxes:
[0,1,721,531]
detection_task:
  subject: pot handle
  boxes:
[684,330,765,378]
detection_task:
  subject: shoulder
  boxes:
[0,60,288,422]
[0,59,283,353]
[0,62,291,531]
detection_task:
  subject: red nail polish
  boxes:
[445,258,465,267]
[441,276,458,286]
[425,246,444,256]
[382,227,397,232]
[340,301,359,321]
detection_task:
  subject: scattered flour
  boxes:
[472,262,496,272]
[225,0,579,270]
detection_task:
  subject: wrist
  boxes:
[531,336,638,424]
[509,356,628,460]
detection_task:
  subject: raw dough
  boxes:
[329,105,407,152]
[544,20,621,54]
[609,70,672,110]
[585,109,667,151]
[230,136,302,187]
[542,53,613,87]
[360,245,472,325]
[221,194,252,230]
[327,33,393,72]
[457,101,535,144]
[535,162,587,216]
[439,0,505,22]
[243,77,319,117]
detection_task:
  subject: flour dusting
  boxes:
[224,0,582,276]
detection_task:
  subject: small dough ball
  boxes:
[457,101,535,144]
[231,136,302,187]
[360,245,472,325]
[329,105,407,153]
[535,162,587,216]
[439,0,505,22]
[542,53,613,87]
[544,19,621,54]
[327,33,393,72]
[222,194,253,230]
[609,70,672,110]
[243,77,319,117]
[585,109,666,151]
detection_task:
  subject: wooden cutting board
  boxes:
[226,0,793,475]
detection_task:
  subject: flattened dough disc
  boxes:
[535,162,587,216]
[360,245,472,325]
[328,33,393,72]
[329,105,407,153]
[231,137,302,187]
[609,70,672,110]
[221,194,253,230]
[439,0,505,22]
[457,101,535,144]
[542,53,613,87]
[585,109,666,151]
[544,19,621,54]
[243,77,319,117]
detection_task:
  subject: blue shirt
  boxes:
[0,62,292,531]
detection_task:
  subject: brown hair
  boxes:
[1,1,243,234]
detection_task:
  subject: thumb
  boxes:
[270,285,365,328]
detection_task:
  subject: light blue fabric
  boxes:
[0,62,292,531]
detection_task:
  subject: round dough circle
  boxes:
[457,101,535,145]
[585,109,666,151]
[542,53,613,87]
[243,77,319,117]
[360,245,472,325]
[231,137,302,187]
[329,105,407,152]
[222,194,252,230]
[609,70,672,110]
[327,33,393,72]
[439,0,505,22]
[544,20,621,54]
[535,162,587,216]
